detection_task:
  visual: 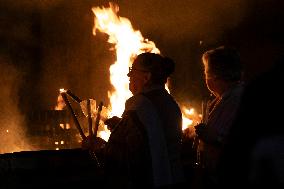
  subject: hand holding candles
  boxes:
[59,89,86,140]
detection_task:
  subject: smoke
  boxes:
[0,0,64,10]
[35,0,249,116]
[102,0,249,105]
[120,0,248,43]
[0,0,278,144]
[1,0,249,110]
[0,56,33,154]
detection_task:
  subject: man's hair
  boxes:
[133,52,175,84]
[202,46,242,81]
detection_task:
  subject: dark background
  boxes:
[0,0,284,150]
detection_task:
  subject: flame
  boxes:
[55,89,66,110]
[59,88,66,93]
[92,3,200,140]
[92,2,160,118]
[181,106,201,130]
[97,125,111,141]
[53,3,200,144]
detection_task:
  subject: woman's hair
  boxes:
[202,46,242,81]
[133,52,175,84]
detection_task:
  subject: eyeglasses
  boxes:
[128,66,149,74]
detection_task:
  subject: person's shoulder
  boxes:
[125,94,151,111]
[224,82,245,100]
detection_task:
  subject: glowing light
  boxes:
[181,106,201,131]
[59,88,66,93]
[55,92,66,110]
[97,125,111,141]
[92,3,161,141]
[91,3,201,140]
[92,2,160,118]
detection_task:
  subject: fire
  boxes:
[91,3,199,140]
[55,89,66,110]
[92,2,160,117]
[181,106,202,130]
[55,89,71,130]
[53,89,71,150]
[53,3,199,145]
[92,3,161,141]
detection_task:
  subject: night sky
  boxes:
[0,0,284,141]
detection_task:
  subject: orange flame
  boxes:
[55,89,66,110]
[181,106,201,130]
[92,2,160,118]
[53,4,200,143]
[54,89,70,136]
[91,3,200,140]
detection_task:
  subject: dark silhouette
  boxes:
[218,56,284,188]
[193,46,245,188]
[84,52,185,189]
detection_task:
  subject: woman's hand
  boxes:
[194,123,219,144]
[81,135,106,151]
[104,116,121,132]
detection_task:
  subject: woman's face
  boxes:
[127,62,151,95]
[204,61,218,96]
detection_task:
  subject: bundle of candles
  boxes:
[59,89,103,141]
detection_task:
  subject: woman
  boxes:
[88,52,184,189]
[194,46,244,188]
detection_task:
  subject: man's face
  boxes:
[127,62,150,95]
